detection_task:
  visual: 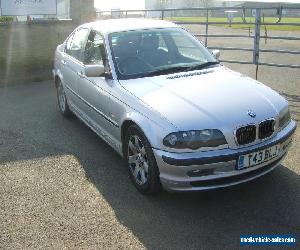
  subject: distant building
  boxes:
[236,1,300,17]
[145,0,245,9]
[44,0,70,19]
[145,0,216,17]
[146,0,214,9]
[57,0,70,19]
[144,1,300,18]
[0,0,70,20]
[144,0,242,17]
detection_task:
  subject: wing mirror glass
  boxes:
[85,65,105,77]
[211,49,220,60]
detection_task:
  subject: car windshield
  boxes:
[108,28,218,80]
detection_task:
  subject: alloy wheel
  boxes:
[127,135,149,186]
[58,84,66,112]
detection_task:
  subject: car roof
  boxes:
[80,18,179,34]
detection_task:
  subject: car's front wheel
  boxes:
[56,80,71,117]
[125,125,161,194]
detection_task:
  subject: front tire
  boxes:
[56,80,72,117]
[124,125,161,194]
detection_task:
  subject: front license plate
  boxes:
[237,144,281,170]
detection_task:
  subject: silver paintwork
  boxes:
[211,49,220,60]
[247,110,256,118]
[85,65,105,78]
[53,19,296,192]
[154,121,295,191]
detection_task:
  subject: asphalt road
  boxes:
[0,76,299,249]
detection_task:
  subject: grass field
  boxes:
[167,17,300,31]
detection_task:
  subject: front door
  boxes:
[77,30,116,139]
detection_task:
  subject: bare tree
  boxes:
[199,0,211,8]
[183,0,196,7]
[183,0,212,8]
[155,0,171,9]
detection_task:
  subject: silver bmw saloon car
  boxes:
[53,18,296,194]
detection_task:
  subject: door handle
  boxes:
[77,71,85,78]
[61,59,67,65]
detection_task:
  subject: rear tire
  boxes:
[56,80,72,117]
[124,125,161,194]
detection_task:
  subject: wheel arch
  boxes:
[121,120,142,156]
[54,75,60,88]
[53,69,64,88]
[121,117,163,194]
[120,114,165,157]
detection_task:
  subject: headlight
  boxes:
[279,108,291,129]
[163,129,227,149]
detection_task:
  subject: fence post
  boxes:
[205,9,209,47]
[264,26,268,44]
[161,10,165,20]
[253,8,261,79]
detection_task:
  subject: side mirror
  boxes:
[85,65,105,77]
[211,49,220,60]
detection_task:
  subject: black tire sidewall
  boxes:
[57,81,71,117]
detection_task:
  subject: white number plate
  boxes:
[237,144,281,170]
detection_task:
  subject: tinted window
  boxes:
[83,30,106,65]
[109,28,217,80]
[170,31,206,62]
[66,28,89,61]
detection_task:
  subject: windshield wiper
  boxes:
[184,61,220,72]
[142,61,220,78]
[143,66,190,78]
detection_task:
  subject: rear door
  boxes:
[60,28,89,109]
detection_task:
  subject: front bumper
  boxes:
[153,120,297,192]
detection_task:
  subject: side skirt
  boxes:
[68,101,124,157]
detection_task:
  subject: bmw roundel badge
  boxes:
[247,110,256,118]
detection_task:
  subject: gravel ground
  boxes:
[0,26,299,249]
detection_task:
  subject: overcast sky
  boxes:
[94,0,300,11]
[223,0,300,2]
[94,0,145,11]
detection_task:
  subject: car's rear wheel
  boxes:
[57,80,71,117]
[125,125,161,194]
